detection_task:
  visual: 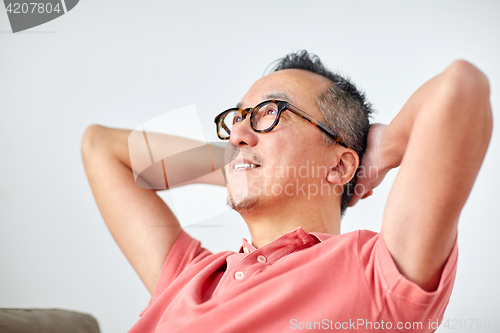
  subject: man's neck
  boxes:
[240,202,341,248]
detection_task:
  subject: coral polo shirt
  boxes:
[128,227,458,333]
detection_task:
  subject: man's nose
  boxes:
[229,115,258,147]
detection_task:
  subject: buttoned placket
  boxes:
[212,228,321,298]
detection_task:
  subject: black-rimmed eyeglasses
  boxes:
[214,100,347,148]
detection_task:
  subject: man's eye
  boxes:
[263,106,278,116]
[233,115,242,124]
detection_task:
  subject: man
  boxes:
[81,51,492,332]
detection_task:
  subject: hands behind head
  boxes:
[348,123,389,207]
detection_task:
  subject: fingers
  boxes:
[362,190,373,199]
[348,194,360,207]
[348,185,373,207]
[348,184,364,207]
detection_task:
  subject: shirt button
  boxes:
[257,255,267,263]
[235,271,245,280]
[243,247,249,254]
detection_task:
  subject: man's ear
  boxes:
[327,149,359,185]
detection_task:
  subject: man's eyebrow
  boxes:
[263,92,293,103]
[236,92,293,109]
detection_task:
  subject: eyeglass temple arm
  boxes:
[287,104,347,148]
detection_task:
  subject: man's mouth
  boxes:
[230,157,262,172]
[234,163,260,170]
[226,146,263,172]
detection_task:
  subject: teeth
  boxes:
[234,163,258,169]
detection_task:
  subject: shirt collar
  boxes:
[238,226,335,254]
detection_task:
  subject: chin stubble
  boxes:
[226,191,260,212]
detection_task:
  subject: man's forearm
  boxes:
[83,124,226,189]
[378,60,491,174]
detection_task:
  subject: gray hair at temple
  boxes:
[269,50,373,217]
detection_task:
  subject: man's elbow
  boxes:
[440,60,492,135]
[444,59,490,95]
[81,124,105,158]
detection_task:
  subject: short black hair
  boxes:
[270,50,373,217]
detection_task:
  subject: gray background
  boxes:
[1,1,499,332]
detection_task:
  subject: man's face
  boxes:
[225,69,340,212]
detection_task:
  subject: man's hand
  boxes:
[348,123,389,207]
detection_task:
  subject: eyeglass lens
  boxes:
[219,102,280,139]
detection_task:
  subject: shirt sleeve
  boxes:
[139,229,213,316]
[359,230,458,330]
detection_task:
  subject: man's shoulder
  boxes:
[300,229,381,264]
[311,228,379,246]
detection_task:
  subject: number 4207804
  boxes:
[6,3,62,14]
[442,318,497,330]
